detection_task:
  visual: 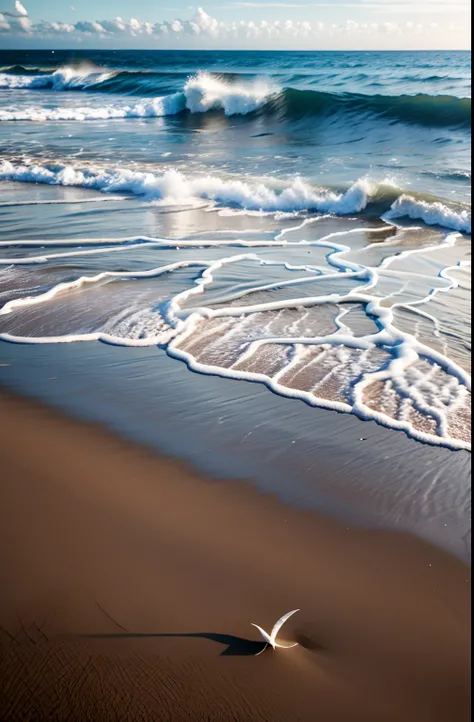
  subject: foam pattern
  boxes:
[0,220,470,450]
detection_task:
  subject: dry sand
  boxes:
[0,391,470,721]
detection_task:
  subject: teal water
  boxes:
[0,49,471,203]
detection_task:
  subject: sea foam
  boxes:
[385,194,471,234]
[0,159,470,233]
[0,94,185,121]
[0,246,470,450]
[183,72,274,115]
[0,160,375,213]
[0,71,274,120]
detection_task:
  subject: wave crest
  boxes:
[385,195,471,234]
[183,72,274,115]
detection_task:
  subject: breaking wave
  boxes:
[385,195,471,234]
[0,159,470,233]
[0,68,470,128]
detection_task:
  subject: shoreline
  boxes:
[0,389,470,721]
[0,339,471,562]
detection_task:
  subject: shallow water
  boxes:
[0,50,471,551]
[0,181,470,450]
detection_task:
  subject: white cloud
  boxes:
[0,0,24,17]
[14,0,27,15]
[0,0,31,31]
[0,4,469,48]
[73,20,106,35]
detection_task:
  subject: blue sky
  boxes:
[0,1,471,49]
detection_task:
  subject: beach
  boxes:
[0,391,470,721]
[0,47,471,720]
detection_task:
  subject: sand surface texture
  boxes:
[0,392,470,721]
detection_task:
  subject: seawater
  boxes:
[0,49,471,451]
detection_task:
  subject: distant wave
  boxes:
[0,159,470,232]
[423,168,471,181]
[276,88,471,128]
[0,64,55,76]
[0,66,116,92]
[0,65,182,95]
[0,69,470,128]
[0,72,273,119]
[0,94,186,121]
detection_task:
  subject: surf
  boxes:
[0,68,470,128]
[0,159,470,233]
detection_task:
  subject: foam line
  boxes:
[0,224,397,276]
[169,302,470,450]
[186,268,368,309]
[0,241,162,265]
[380,231,460,270]
[166,333,470,451]
[390,238,471,316]
[0,259,208,316]
[0,329,175,347]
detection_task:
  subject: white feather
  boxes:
[250,624,272,646]
[251,609,300,651]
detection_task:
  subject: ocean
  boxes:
[0,49,471,554]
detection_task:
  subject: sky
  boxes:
[0,0,471,50]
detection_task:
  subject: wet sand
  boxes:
[0,391,470,721]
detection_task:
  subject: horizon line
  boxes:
[1,47,471,52]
